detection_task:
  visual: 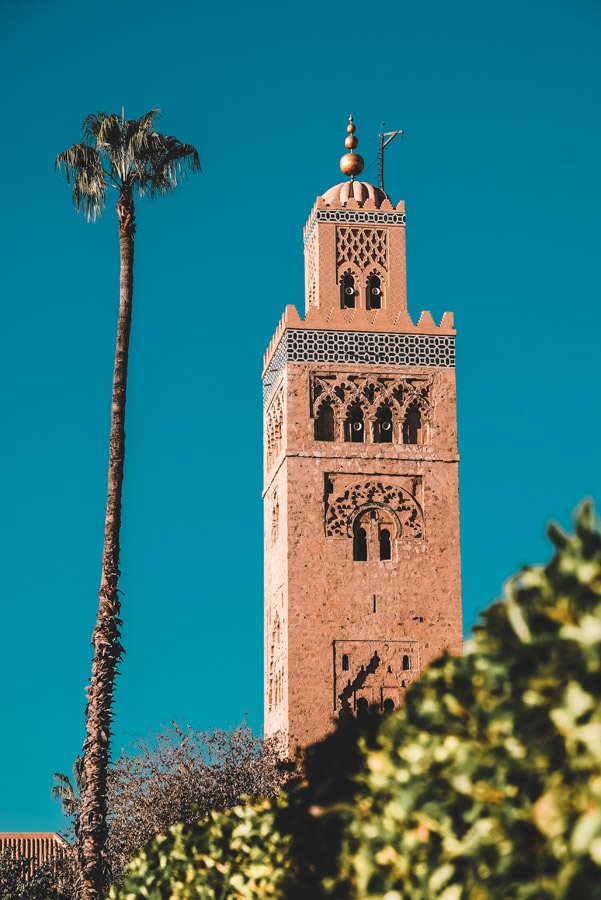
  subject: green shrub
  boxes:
[114,502,601,900]
[110,799,288,900]
[347,502,601,900]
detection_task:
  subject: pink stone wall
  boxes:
[264,360,462,754]
[264,186,462,755]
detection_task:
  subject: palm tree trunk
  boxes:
[78,189,135,900]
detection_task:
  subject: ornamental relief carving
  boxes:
[265,386,284,471]
[310,372,432,445]
[336,226,388,272]
[310,372,431,413]
[325,474,424,540]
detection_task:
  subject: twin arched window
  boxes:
[353,509,394,561]
[340,273,384,310]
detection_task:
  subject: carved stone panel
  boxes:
[325,473,424,540]
[336,227,388,273]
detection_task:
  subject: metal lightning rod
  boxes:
[378,124,404,191]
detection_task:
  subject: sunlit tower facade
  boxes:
[263,117,462,754]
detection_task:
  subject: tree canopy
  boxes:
[55,110,200,220]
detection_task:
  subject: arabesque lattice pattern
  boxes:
[265,387,283,471]
[337,227,387,272]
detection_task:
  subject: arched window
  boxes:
[340,273,356,309]
[379,527,391,561]
[345,405,364,442]
[314,403,335,441]
[342,653,349,671]
[367,274,382,309]
[374,405,393,443]
[354,526,367,561]
[382,698,395,713]
[403,655,410,671]
[403,405,422,445]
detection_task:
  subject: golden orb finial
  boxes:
[340,114,364,180]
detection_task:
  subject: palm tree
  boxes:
[56,111,200,900]
[52,756,84,820]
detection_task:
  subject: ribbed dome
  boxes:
[322,181,390,208]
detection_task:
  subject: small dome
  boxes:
[322,181,390,209]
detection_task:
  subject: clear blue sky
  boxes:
[1,0,599,832]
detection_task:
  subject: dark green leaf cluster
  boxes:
[55,110,200,220]
[0,849,68,900]
[110,801,288,900]
[113,502,601,900]
[348,502,601,900]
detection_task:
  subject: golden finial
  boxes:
[340,114,364,181]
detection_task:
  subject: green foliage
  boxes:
[274,709,380,900]
[55,109,200,220]
[349,501,601,900]
[114,502,601,900]
[109,801,289,900]
[0,849,66,900]
[110,714,377,900]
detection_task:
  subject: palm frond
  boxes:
[96,113,123,150]
[134,134,201,198]
[82,112,109,145]
[73,754,84,792]
[55,142,107,220]
[55,142,101,181]
[94,114,127,181]
[127,109,161,149]
[138,108,161,132]
[57,111,200,218]
[52,772,80,816]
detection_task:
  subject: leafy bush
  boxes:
[0,849,69,900]
[110,800,288,900]
[111,695,378,900]
[114,503,601,900]
[348,501,601,900]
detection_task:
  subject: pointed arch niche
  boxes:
[314,401,335,441]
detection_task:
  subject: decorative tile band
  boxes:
[263,329,455,405]
[304,208,406,246]
[263,333,289,405]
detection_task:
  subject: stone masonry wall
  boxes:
[264,360,462,754]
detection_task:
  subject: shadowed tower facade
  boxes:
[263,117,462,754]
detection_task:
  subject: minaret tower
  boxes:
[263,117,462,754]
